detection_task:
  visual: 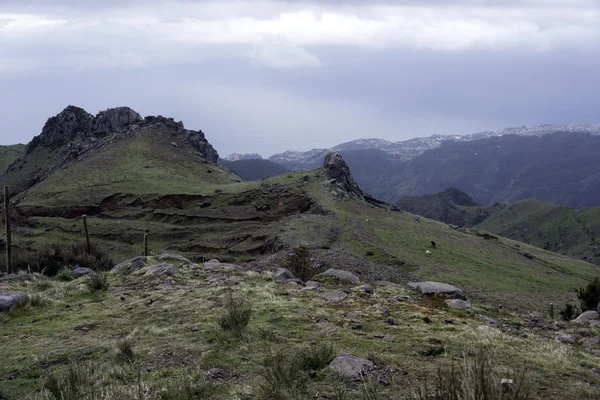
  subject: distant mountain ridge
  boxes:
[224,152,263,161]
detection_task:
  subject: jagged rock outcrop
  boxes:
[92,107,142,134]
[322,152,363,199]
[27,106,93,153]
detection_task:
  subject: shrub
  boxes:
[577,277,600,311]
[301,342,335,371]
[116,339,135,363]
[256,348,309,400]
[160,374,218,400]
[559,303,579,321]
[218,292,252,337]
[14,241,112,277]
[282,244,316,281]
[411,346,531,400]
[56,266,74,282]
[40,363,97,400]
[86,273,109,292]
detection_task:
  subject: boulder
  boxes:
[72,268,94,279]
[158,253,192,264]
[407,281,467,300]
[322,153,363,198]
[111,256,147,274]
[320,291,348,302]
[314,269,360,284]
[0,290,27,312]
[144,263,178,276]
[346,311,362,321]
[576,311,600,322]
[372,304,390,316]
[445,299,472,309]
[92,107,142,133]
[0,274,35,283]
[329,353,374,380]
[354,285,373,294]
[204,261,244,273]
[556,333,580,344]
[273,268,294,282]
[284,279,305,286]
[304,281,319,289]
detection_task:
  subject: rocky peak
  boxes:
[322,152,363,199]
[92,107,142,134]
[27,105,93,153]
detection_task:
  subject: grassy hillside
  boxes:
[0,144,25,174]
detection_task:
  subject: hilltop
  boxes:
[2,107,600,398]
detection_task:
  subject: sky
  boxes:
[0,0,599,157]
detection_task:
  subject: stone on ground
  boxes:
[273,268,294,282]
[111,256,147,274]
[158,253,192,264]
[408,281,467,300]
[576,311,600,322]
[0,290,27,311]
[72,268,94,279]
[329,353,374,380]
[445,299,472,309]
[205,260,244,272]
[0,274,35,282]
[145,263,178,276]
[314,269,360,284]
[320,291,348,302]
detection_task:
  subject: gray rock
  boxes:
[111,256,147,274]
[320,291,348,302]
[284,278,305,286]
[589,320,600,329]
[576,311,600,322]
[329,353,374,380]
[0,274,35,282]
[315,269,360,284]
[407,281,467,300]
[158,253,191,264]
[273,268,294,282]
[92,107,142,133]
[346,311,362,321]
[144,263,178,276]
[207,259,220,264]
[205,261,244,273]
[305,281,319,289]
[0,290,27,311]
[109,287,131,296]
[478,315,499,325]
[445,299,472,309]
[72,268,94,279]
[322,153,364,199]
[556,333,580,344]
[354,285,373,294]
[33,106,93,150]
[373,304,390,316]
[206,274,241,286]
[392,295,415,302]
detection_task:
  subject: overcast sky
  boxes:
[1,0,599,157]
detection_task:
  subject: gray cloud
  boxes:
[0,0,599,157]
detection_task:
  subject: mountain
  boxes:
[224,152,263,161]
[0,144,26,174]
[2,107,600,399]
[218,158,290,181]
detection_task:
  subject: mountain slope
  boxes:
[218,158,289,181]
[0,144,25,174]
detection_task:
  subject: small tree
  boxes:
[282,244,316,281]
[577,277,600,311]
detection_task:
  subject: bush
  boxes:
[159,374,218,400]
[56,266,74,282]
[282,244,316,281]
[86,273,109,292]
[559,303,579,321]
[301,342,336,371]
[411,346,531,400]
[40,363,97,400]
[116,339,135,363]
[577,277,600,311]
[14,241,112,277]
[257,348,309,400]
[218,292,252,337]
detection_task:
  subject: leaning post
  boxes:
[144,234,148,257]
[4,186,12,274]
[82,214,91,253]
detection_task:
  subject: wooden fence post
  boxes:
[82,215,91,253]
[4,186,12,274]
[144,234,148,257]
[549,303,554,320]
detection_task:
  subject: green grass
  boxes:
[0,143,25,173]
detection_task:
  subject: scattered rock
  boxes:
[205,260,244,273]
[158,253,191,264]
[111,256,147,274]
[144,263,178,276]
[408,281,467,300]
[206,275,241,286]
[315,269,360,284]
[284,278,305,286]
[320,291,348,302]
[445,299,472,309]
[110,287,131,296]
[423,317,432,324]
[346,311,362,321]
[0,290,26,311]
[72,268,94,279]
[354,285,373,294]
[273,268,294,282]
[556,333,580,344]
[304,281,320,290]
[329,353,374,380]
[576,311,600,322]
[478,315,499,325]
[392,295,415,302]
[351,324,363,330]
[386,318,397,325]
[0,274,35,282]
[372,304,390,316]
